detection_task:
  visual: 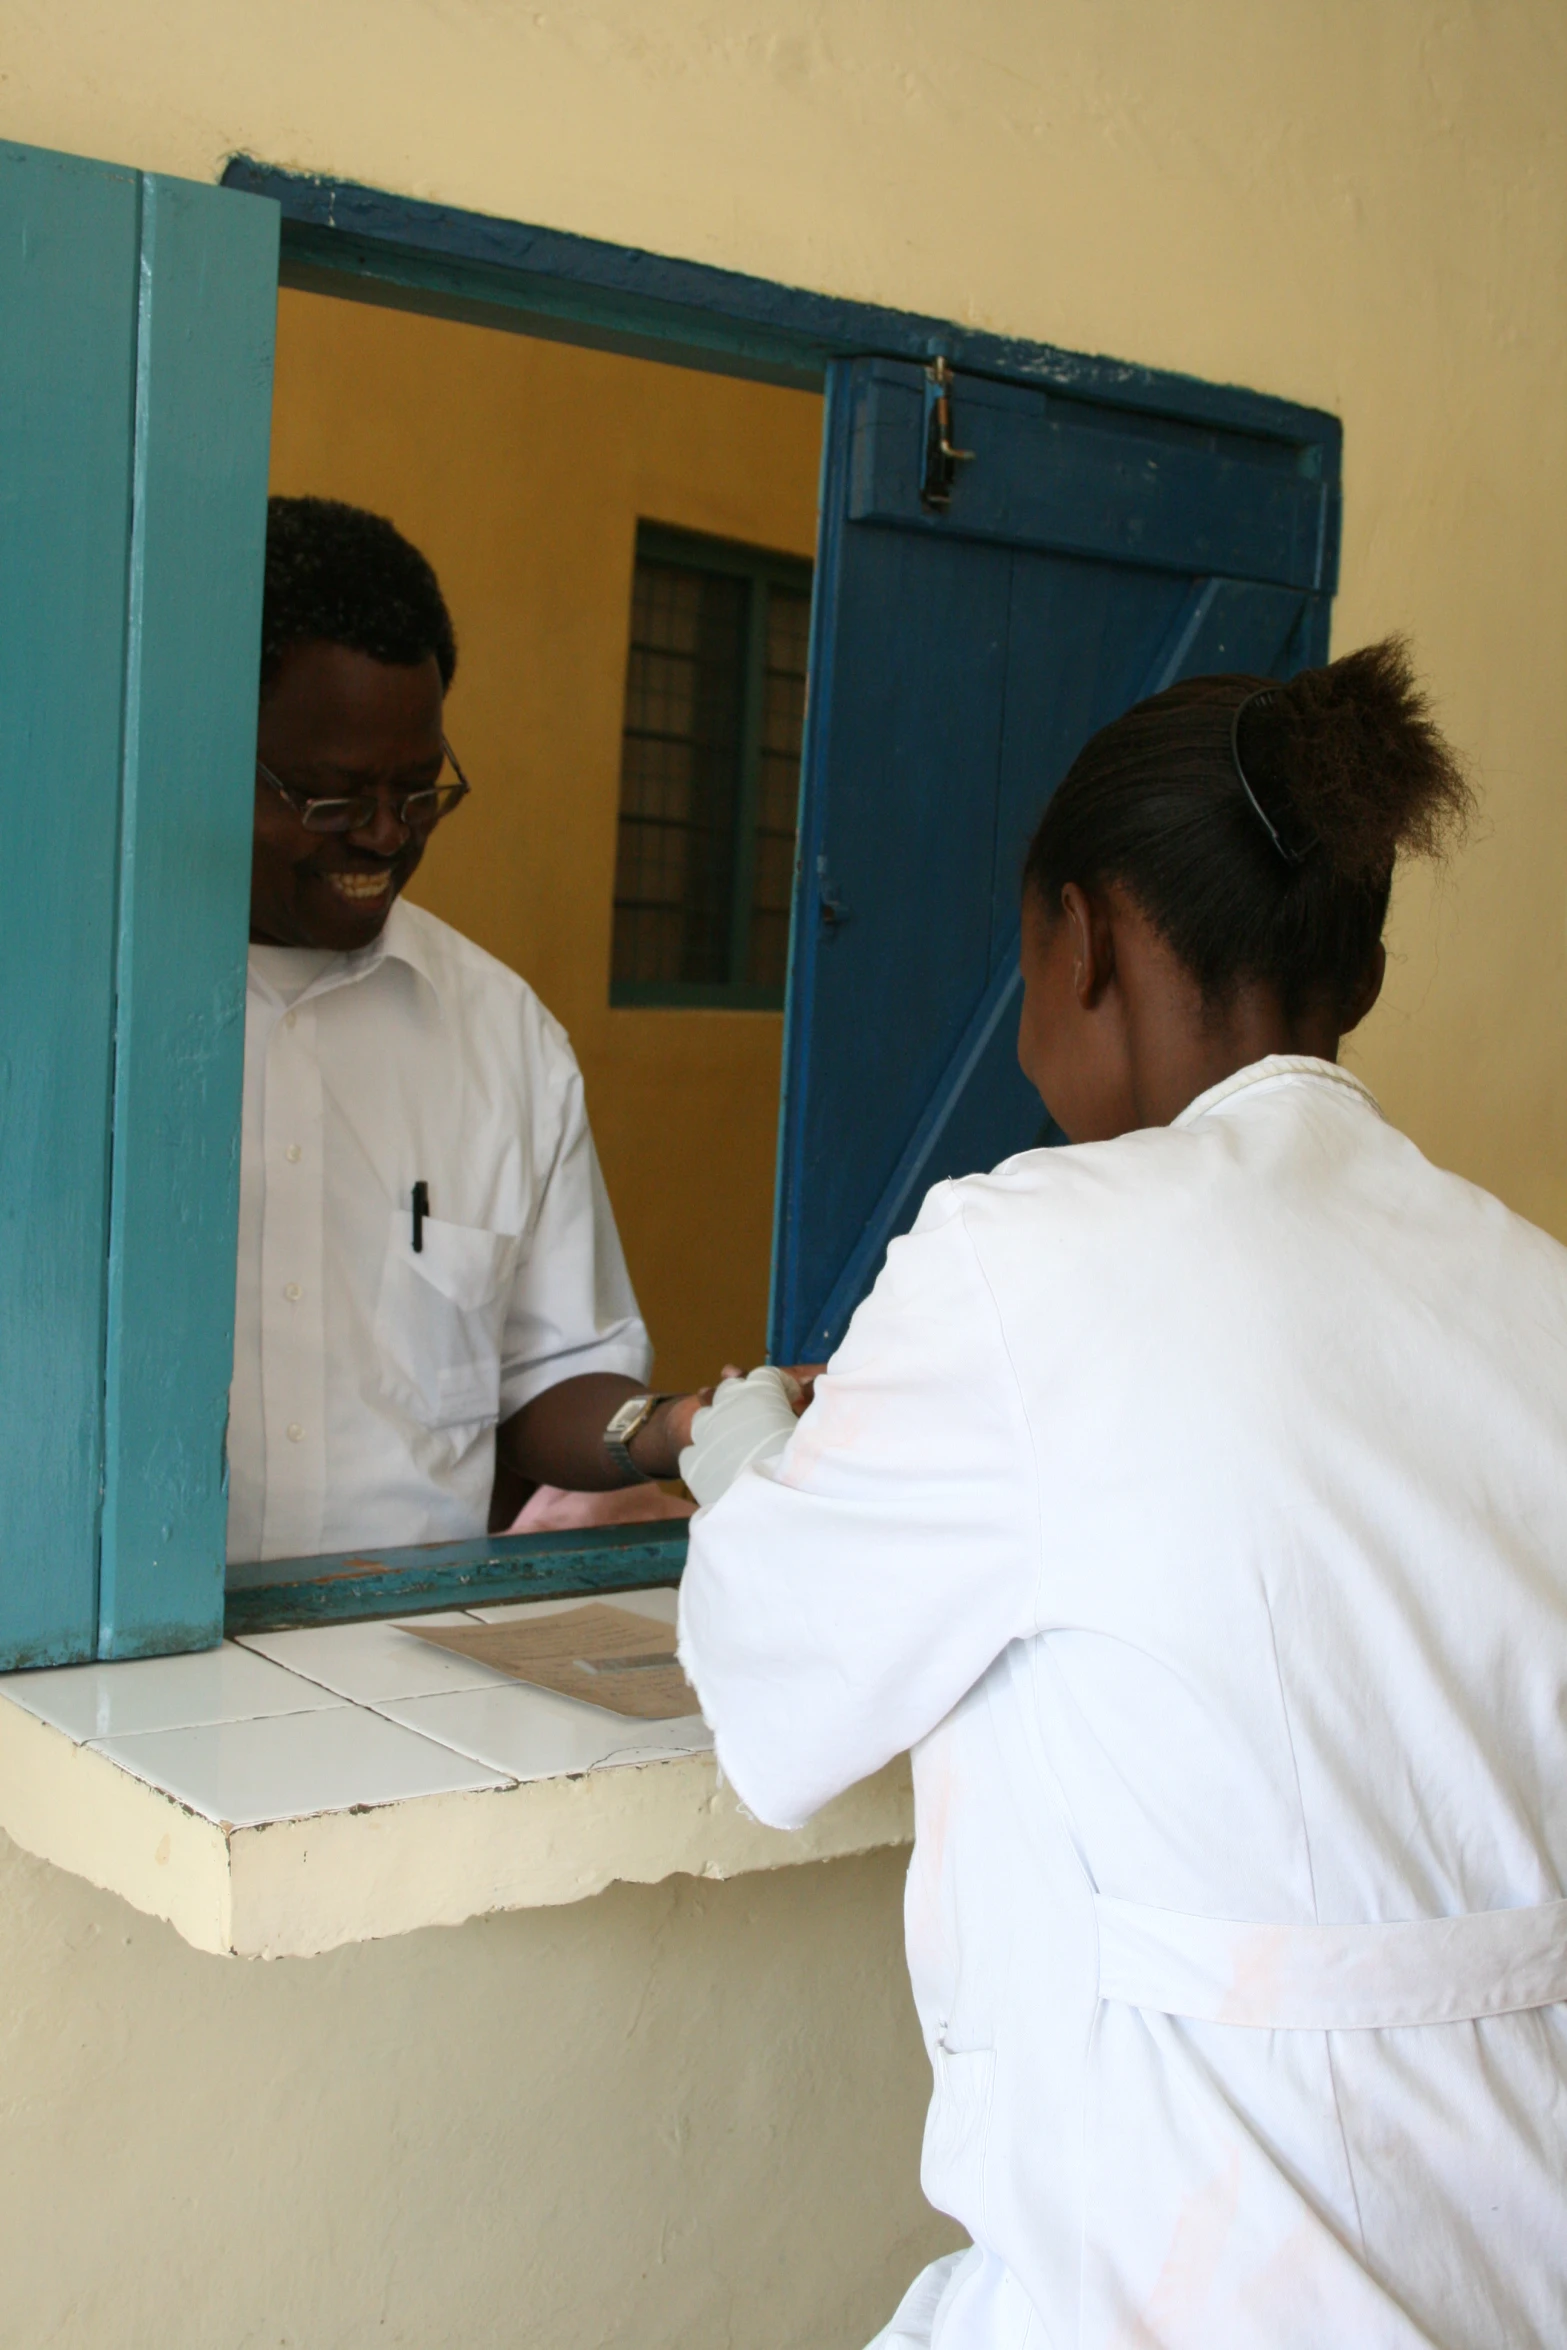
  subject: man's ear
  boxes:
[1060,881,1115,1011]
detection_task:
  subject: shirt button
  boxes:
[284,1282,302,1303]
[284,1010,297,1030]
[286,1422,304,1443]
[284,1143,302,1164]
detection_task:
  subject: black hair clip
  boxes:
[1231,687,1313,867]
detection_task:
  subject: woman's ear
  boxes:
[1060,881,1115,1011]
[1341,941,1387,1034]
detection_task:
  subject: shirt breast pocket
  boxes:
[373,1210,522,1431]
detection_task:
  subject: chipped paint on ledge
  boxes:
[0,1691,911,1960]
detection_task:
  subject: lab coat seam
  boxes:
[1259,1580,1372,2256]
[953,1204,1050,1638]
[1073,1996,1104,2350]
[1321,2030,1369,2258]
[985,1655,1102,2346]
[1257,1582,1322,1927]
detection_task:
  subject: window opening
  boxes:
[611,525,812,1009]
[241,294,822,1595]
[1,140,1339,1659]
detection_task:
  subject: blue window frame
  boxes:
[611,525,812,1011]
[0,143,1341,1660]
[1,142,275,1668]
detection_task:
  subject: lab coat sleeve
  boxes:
[678,1183,1045,1830]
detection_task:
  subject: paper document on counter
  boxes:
[406,1603,701,1720]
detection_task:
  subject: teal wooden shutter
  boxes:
[0,142,277,1668]
[770,359,1338,1363]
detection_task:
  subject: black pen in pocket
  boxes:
[411,1179,429,1253]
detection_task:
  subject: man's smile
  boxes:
[322,867,398,905]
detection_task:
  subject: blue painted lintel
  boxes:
[224,1521,689,1634]
[220,157,1343,464]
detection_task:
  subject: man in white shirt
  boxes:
[228,496,689,1567]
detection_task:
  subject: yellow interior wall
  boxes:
[268,291,821,1392]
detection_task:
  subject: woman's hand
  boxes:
[627,1362,826,1481]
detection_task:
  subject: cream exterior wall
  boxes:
[4,5,1565,2346]
[0,1826,952,2349]
[8,0,1563,1227]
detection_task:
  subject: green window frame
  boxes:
[610,523,813,1010]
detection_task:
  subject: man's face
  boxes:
[251,641,446,950]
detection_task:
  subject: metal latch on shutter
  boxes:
[817,853,851,937]
[920,358,976,510]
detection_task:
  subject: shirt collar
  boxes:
[375,897,442,999]
[1172,1053,1382,1129]
[247,896,444,1012]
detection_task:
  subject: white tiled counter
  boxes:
[0,1590,912,1959]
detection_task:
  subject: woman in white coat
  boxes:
[676,641,1567,2350]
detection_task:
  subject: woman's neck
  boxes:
[1123,975,1341,1130]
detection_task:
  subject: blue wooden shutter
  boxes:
[770,358,1338,1363]
[0,142,277,1668]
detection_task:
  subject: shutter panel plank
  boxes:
[98,173,277,1657]
[848,361,1331,590]
[0,144,140,1667]
[0,139,276,1668]
[990,553,1201,957]
[773,367,1012,1358]
[1146,575,1312,688]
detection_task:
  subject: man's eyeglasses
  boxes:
[256,738,472,836]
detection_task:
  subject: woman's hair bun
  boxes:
[1257,636,1472,886]
[1024,634,1474,1024]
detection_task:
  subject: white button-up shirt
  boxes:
[681,1058,1567,2349]
[227,899,651,1566]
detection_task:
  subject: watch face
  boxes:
[606,1396,651,1442]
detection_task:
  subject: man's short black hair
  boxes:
[261,495,457,694]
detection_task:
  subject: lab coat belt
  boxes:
[1094,1891,1567,2029]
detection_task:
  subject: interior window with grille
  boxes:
[611,524,812,1007]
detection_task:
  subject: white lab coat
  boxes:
[678,1058,1567,2349]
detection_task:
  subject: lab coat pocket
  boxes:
[920,2043,995,2227]
[374,1211,521,1430]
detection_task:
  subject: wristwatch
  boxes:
[602,1392,676,1483]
